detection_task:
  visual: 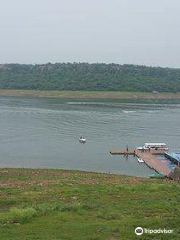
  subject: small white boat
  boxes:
[137,157,144,163]
[79,137,86,143]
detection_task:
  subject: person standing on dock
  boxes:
[126,145,129,152]
[134,150,136,156]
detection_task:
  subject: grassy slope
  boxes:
[0,169,179,240]
[0,89,180,99]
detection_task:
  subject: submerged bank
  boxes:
[0,89,180,100]
[0,168,179,240]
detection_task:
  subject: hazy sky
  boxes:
[0,0,180,67]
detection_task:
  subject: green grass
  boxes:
[0,168,179,240]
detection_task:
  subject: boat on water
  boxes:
[137,157,144,163]
[137,143,168,151]
[79,137,86,143]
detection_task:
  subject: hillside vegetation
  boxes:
[0,169,179,240]
[0,63,180,92]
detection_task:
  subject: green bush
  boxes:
[7,207,37,224]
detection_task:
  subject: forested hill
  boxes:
[0,63,180,92]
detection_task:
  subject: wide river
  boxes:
[0,97,180,177]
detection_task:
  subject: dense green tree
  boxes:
[0,63,180,92]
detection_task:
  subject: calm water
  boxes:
[0,97,180,177]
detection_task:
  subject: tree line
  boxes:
[0,63,180,92]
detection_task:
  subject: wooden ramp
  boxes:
[110,149,171,176]
[135,150,171,176]
[110,149,167,155]
[110,150,135,155]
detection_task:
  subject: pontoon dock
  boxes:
[110,149,171,176]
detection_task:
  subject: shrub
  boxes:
[8,207,37,223]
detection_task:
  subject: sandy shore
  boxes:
[0,89,180,100]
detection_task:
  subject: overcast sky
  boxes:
[0,0,180,67]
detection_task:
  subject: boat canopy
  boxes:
[144,143,167,147]
[137,142,168,150]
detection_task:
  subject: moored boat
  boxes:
[137,143,168,151]
[79,137,86,143]
[137,157,144,163]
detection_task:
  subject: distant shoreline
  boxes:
[0,89,180,100]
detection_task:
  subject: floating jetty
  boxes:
[110,149,171,176]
